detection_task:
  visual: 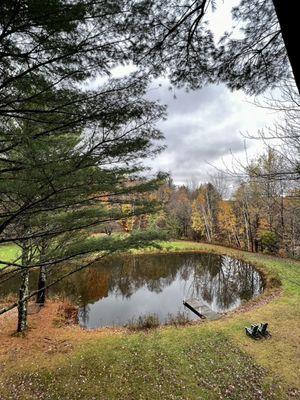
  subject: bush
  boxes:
[260,230,278,253]
[166,311,191,327]
[55,301,79,327]
[125,313,160,331]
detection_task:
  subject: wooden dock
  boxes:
[183,298,220,320]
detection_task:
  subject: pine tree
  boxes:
[0,82,167,332]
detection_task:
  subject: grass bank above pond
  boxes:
[0,241,300,400]
[0,244,20,268]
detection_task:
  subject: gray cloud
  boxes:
[149,82,228,116]
[147,80,274,185]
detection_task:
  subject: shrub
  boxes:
[260,230,279,253]
[125,313,160,331]
[54,301,79,327]
[166,311,191,327]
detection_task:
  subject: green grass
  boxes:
[3,330,288,400]
[1,241,300,399]
[0,244,20,268]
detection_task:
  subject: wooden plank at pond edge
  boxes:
[183,298,220,320]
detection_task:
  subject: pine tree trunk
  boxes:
[36,265,47,305]
[17,242,30,333]
[17,267,29,333]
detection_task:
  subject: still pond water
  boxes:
[1,253,264,328]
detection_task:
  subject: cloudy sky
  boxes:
[144,0,278,185]
[94,0,279,186]
[147,80,277,185]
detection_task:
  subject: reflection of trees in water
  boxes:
[185,255,263,311]
[113,255,182,298]
[79,304,90,326]
[70,254,262,311]
[1,254,263,312]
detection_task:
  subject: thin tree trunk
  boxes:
[36,265,47,305]
[243,208,251,251]
[36,241,48,305]
[17,242,30,333]
[234,233,241,248]
[17,267,29,333]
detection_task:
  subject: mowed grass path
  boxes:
[0,241,300,399]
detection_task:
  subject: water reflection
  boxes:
[0,253,263,328]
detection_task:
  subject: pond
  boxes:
[0,253,264,328]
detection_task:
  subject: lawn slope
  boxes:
[0,244,20,268]
[0,241,299,400]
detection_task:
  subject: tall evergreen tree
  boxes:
[0,75,167,332]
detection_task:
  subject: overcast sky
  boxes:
[144,0,278,185]
[94,0,278,186]
[146,80,277,186]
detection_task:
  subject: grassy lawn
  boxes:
[0,241,300,399]
[0,244,20,268]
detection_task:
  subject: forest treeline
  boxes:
[114,148,300,258]
[113,81,300,258]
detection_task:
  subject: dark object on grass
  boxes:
[245,323,271,339]
[245,324,260,339]
[258,323,271,337]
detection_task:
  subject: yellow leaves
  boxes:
[218,201,236,234]
[257,216,269,234]
[196,192,205,207]
[217,201,239,245]
[191,199,205,235]
[119,203,135,233]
